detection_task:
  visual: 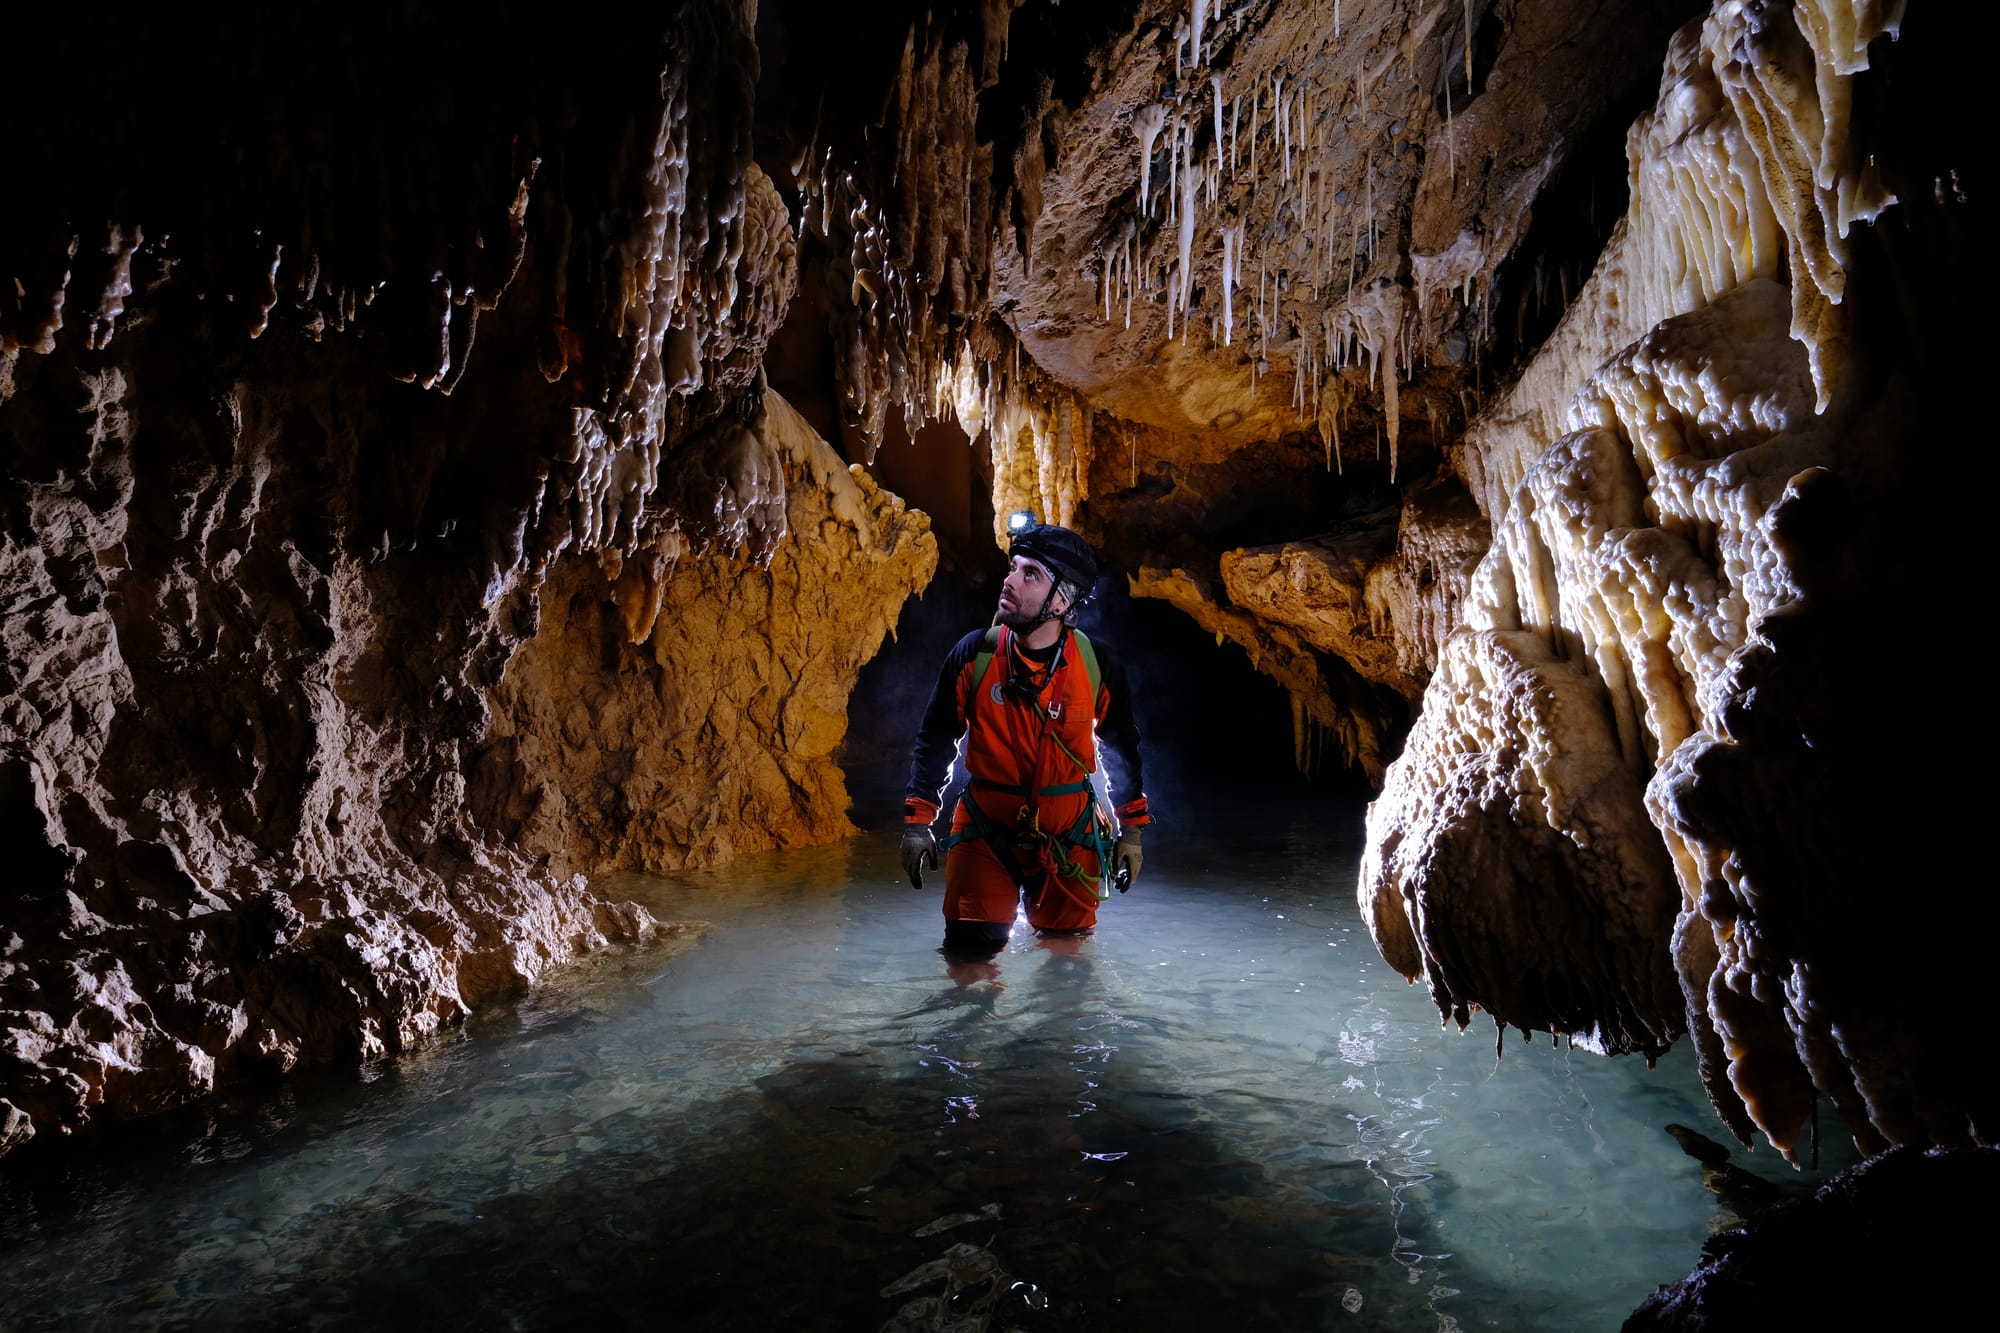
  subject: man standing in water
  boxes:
[900,512,1150,960]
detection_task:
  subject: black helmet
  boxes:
[1009,520,1099,600]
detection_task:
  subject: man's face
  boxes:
[997,554,1067,629]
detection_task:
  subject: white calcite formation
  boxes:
[1359,0,1976,1163]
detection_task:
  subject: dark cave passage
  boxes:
[841,560,1354,836]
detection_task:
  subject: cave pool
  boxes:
[0,770,1859,1331]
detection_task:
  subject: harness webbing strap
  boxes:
[972,626,1101,702]
[937,789,1118,903]
[968,778,1093,797]
[947,624,1116,900]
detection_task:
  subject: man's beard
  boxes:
[995,599,1039,630]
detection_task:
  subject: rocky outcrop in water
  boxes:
[1625,1145,2000,1331]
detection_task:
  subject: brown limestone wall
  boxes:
[0,312,678,1162]
[0,1,921,1163]
[480,392,937,874]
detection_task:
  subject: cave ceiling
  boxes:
[764,0,1701,524]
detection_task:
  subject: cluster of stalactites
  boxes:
[801,1,1447,480]
[0,168,537,410]
[1098,0,1477,476]
[790,0,1125,552]
[524,8,774,592]
[1624,0,1904,410]
[794,9,997,462]
[987,373,1096,549]
[925,331,1099,550]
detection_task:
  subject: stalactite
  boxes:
[1135,102,1168,215]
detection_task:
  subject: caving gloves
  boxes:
[901,823,939,890]
[1112,826,1142,892]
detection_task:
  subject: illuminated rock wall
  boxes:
[1360,0,1989,1160]
[0,3,925,1160]
[482,392,936,874]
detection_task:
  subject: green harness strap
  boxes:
[972,625,1100,702]
[939,787,1116,902]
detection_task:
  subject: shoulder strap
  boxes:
[972,625,1003,695]
[1070,628,1102,699]
[977,625,1102,699]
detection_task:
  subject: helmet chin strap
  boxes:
[1030,582,1066,625]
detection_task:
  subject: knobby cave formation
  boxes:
[2,1,1986,1322]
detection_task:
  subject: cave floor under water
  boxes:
[0,769,1860,1332]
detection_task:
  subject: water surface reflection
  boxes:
[0,782,1856,1331]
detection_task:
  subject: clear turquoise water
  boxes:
[0,775,1857,1331]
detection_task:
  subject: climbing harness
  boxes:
[942,783,1116,910]
[972,623,1101,702]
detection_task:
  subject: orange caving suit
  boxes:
[905,623,1149,933]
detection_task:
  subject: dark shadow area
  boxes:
[840,563,996,777]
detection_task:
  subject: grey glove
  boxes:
[1112,827,1142,892]
[901,824,939,889]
